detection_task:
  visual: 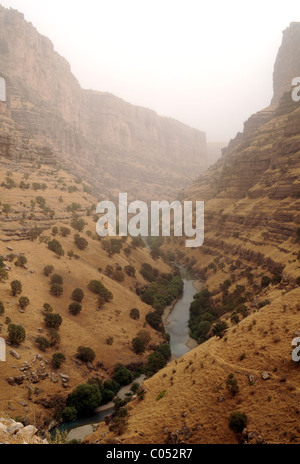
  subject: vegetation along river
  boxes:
[57,266,202,442]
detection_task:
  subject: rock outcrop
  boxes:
[0,417,47,444]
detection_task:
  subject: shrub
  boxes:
[261,275,272,288]
[48,328,60,347]
[0,267,8,282]
[113,363,134,386]
[43,303,53,313]
[50,274,63,285]
[212,321,228,338]
[130,308,140,320]
[19,296,30,309]
[67,383,102,417]
[35,336,50,351]
[76,346,95,363]
[156,390,166,401]
[146,311,162,331]
[146,351,167,375]
[71,216,85,232]
[74,235,88,250]
[11,280,22,296]
[228,411,248,433]
[15,256,27,268]
[43,265,54,277]
[88,280,113,307]
[44,313,63,330]
[50,283,63,297]
[132,337,147,354]
[71,288,84,303]
[52,353,66,369]
[69,302,82,316]
[61,406,77,423]
[137,330,151,346]
[112,270,125,282]
[52,227,58,236]
[60,227,71,237]
[226,373,239,396]
[155,343,171,361]
[124,265,136,277]
[8,324,25,346]
[48,239,64,257]
[0,301,5,315]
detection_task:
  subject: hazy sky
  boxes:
[1,0,300,141]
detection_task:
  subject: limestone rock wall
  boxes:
[0,5,206,200]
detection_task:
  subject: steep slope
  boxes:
[0,157,174,429]
[86,27,300,445]
[0,5,206,201]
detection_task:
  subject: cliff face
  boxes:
[271,22,300,105]
[87,26,300,445]
[0,6,206,200]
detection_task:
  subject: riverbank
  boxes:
[185,279,203,349]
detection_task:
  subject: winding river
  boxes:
[57,266,201,441]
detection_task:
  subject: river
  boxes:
[56,266,201,442]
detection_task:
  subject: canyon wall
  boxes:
[0,5,206,200]
[271,22,300,105]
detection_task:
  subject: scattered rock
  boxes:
[9,350,21,360]
[261,372,270,380]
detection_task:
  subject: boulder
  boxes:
[9,349,21,360]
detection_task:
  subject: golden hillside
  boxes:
[0,158,172,428]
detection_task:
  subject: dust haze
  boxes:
[1,0,300,141]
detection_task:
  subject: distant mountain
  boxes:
[0,5,206,201]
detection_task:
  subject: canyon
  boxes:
[0,4,299,446]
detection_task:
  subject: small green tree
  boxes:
[8,324,26,346]
[44,313,63,330]
[11,280,22,296]
[130,308,140,320]
[112,363,133,386]
[0,301,4,315]
[212,321,228,338]
[226,373,239,396]
[76,346,95,363]
[50,283,63,297]
[43,265,54,277]
[50,274,63,285]
[69,302,82,316]
[15,256,27,268]
[261,275,272,289]
[52,352,66,369]
[67,383,101,417]
[228,411,248,433]
[48,328,60,347]
[71,288,84,303]
[35,336,50,351]
[61,406,77,422]
[132,337,147,354]
[19,296,30,309]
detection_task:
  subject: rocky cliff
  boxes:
[272,22,300,105]
[0,5,206,200]
[87,26,300,445]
